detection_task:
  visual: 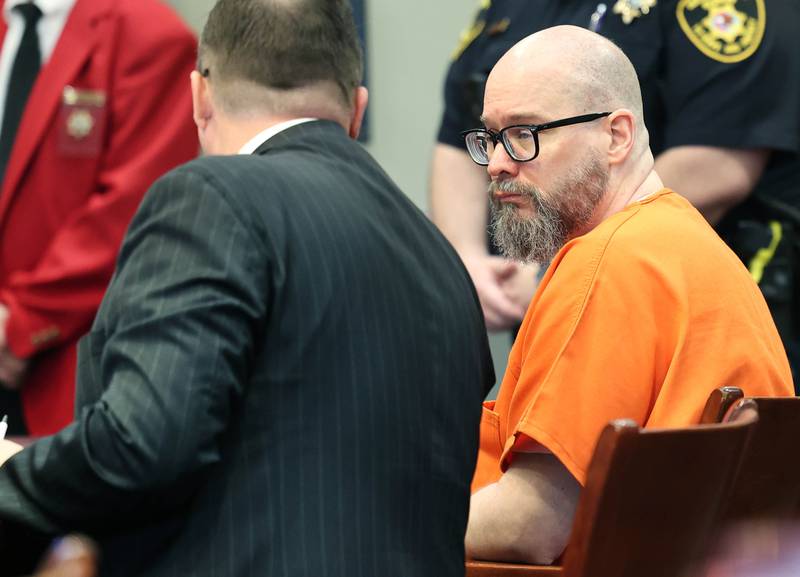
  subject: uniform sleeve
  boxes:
[501,222,673,485]
[0,166,268,533]
[436,1,491,149]
[0,6,198,359]
[660,0,800,153]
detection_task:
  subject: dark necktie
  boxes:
[0,2,43,186]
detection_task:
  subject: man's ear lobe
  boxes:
[190,70,212,131]
[607,109,636,165]
[348,86,369,139]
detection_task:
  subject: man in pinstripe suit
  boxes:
[0,1,494,575]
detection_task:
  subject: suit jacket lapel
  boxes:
[0,0,112,219]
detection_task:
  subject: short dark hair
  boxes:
[199,0,363,109]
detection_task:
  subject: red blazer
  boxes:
[0,0,198,434]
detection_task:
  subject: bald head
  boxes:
[481,26,663,263]
[488,25,648,152]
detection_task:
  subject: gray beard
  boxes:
[488,157,608,265]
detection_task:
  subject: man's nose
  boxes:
[487,141,519,180]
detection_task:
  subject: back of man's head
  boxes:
[198,0,363,117]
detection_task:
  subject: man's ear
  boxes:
[606,109,636,166]
[190,70,213,132]
[348,86,369,139]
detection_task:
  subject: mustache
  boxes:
[488,180,548,214]
[488,179,534,197]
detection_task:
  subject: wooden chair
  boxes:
[715,395,800,523]
[699,386,744,425]
[466,412,758,577]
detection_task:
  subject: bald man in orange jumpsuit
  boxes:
[460,25,794,564]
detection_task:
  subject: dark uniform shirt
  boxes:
[437,0,800,383]
[439,0,799,201]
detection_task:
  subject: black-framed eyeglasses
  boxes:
[461,112,611,166]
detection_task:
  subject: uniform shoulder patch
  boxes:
[613,0,658,25]
[451,0,492,61]
[676,0,765,63]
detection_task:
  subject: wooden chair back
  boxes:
[699,386,745,425]
[466,411,758,577]
[561,414,757,577]
[718,395,800,522]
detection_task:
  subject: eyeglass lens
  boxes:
[503,127,537,160]
[466,127,538,164]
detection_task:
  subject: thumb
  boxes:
[37,536,97,577]
[488,257,518,281]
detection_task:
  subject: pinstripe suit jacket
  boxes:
[0,120,494,576]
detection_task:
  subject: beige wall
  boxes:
[166,0,214,33]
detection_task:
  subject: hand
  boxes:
[0,439,24,466]
[33,535,98,577]
[0,304,29,390]
[502,262,541,314]
[461,253,529,331]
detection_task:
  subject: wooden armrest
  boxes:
[465,560,563,577]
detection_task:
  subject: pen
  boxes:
[589,3,607,33]
[0,415,7,440]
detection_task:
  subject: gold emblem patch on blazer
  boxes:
[66,109,95,139]
[59,86,107,156]
[613,0,658,24]
[677,0,765,63]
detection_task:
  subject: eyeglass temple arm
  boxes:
[535,111,612,132]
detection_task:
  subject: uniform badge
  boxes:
[613,0,658,24]
[58,86,106,156]
[677,0,765,63]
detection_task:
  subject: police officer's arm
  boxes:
[429,144,491,264]
[655,146,769,224]
[658,0,798,224]
[429,144,531,330]
[465,452,580,564]
[431,0,539,331]
[429,144,528,329]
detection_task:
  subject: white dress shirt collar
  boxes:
[4,0,77,21]
[0,0,78,135]
[238,117,317,155]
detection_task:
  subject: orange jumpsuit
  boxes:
[473,190,794,491]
